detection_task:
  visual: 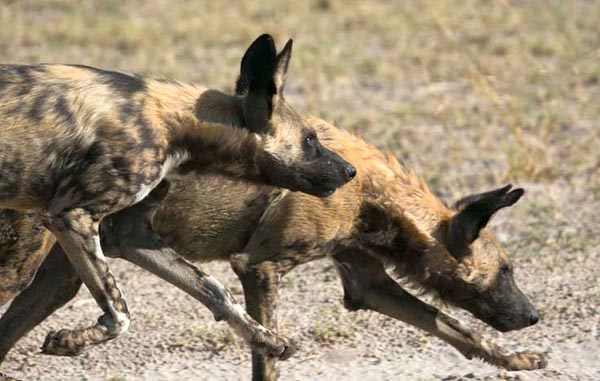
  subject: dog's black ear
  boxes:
[235,34,277,97]
[445,184,524,259]
[273,39,293,97]
[236,35,293,134]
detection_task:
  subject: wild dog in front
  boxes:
[0,34,356,357]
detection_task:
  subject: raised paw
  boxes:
[505,350,548,371]
[250,328,298,360]
[41,329,86,356]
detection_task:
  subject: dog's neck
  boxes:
[363,172,451,238]
[144,79,245,128]
[143,79,260,177]
[163,114,261,176]
[338,144,451,261]
[353,155,464,290]
[193,89,246,128]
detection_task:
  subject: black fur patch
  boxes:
[0,68,12,93]
[282,239,311,253]
[14,66,36,96]
[0,146,25,197]
[134,113,156,149]
[0,210,20,245]
[101,70,146,95]
[118,100,139,125]
[244,193,270,209]
[117,97,155,150]
[54,96,76,126]
[27,89,53,123]
[67,64,146,95]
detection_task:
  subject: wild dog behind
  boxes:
[0,34,355,358]
[0,118,545,381]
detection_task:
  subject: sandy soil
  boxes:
[0,1,599,380]
[1,182,599,380]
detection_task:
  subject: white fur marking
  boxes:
[133,183,155,204]
[91,235,130,335]
[133,150,190,204]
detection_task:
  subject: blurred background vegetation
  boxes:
[1,2,599,379]
[0,1,597,189]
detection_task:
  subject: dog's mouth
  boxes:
[297,174,338,198]
[310,188,336,197]
[486,315,536,332]
[484,317,514,332]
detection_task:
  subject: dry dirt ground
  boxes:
[0,1,599,380]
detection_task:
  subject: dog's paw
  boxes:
[505,350,548,371]
[250,328,298,360]
[41,329,86,357]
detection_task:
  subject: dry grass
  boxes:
[0,0,597,186]
[0,1,598,380]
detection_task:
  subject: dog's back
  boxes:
[0,65,140,209]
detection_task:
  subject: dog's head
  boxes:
[235,34,356,197]
[426,185,539,331]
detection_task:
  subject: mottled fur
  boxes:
[0,119,545,380]
[0,35,355,358]
[0,210,55,306]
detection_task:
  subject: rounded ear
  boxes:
[235,34,277,96]
[273,39,293,96]
[446,184,524,259]
[235,34,296,134]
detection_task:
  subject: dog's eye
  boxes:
[501,263,510,274]
[305,132,316,145]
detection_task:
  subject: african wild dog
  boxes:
[0,34,356,358]
[0,118,545,380]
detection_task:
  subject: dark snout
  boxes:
[260,137,357,197]
[300,147,356,197]
[491,299,539,332]
[343,163,357,181]
[449,267,540,332]
[322,145,356,185]
[478,271,540,332]
[529,309,539,325]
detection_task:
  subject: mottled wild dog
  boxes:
[0,34,356,358]
[0,119,545,380]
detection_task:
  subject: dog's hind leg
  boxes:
[0,245,82,364]
[98,187,297,360]
[40,208,130,356]
[332,249,547,371]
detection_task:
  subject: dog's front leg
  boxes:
[233,260,283,381]
[332,249,547,371]
[0,182,171,363]
[40,208,130,356]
